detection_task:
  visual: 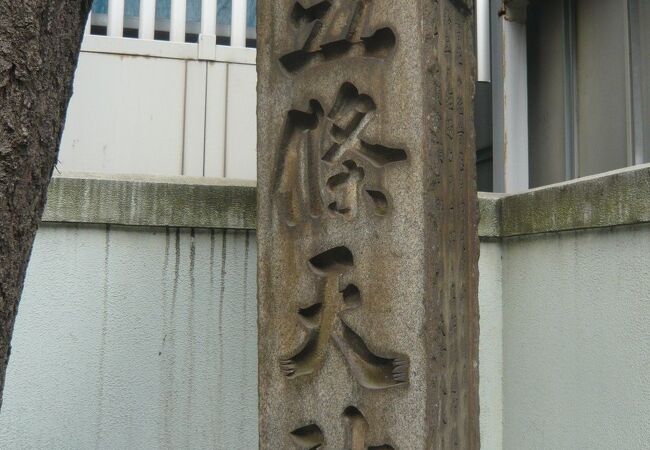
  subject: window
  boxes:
[527,0,650,187]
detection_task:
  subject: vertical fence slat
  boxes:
[477,0,490,82]
[107,0,125,37]
[139,0,156,40]
[199,0,218,59]
[231,0,247,47]
[170,0,187,43]
[201,0,217,36]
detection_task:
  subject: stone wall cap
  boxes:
[44,172,257,230]
[44,164,650,237]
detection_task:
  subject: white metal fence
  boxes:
[89,0,254,48]
[59,0,258,180]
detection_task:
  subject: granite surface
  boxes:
[256,1,480,448]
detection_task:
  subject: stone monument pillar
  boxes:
[257,1,479,448]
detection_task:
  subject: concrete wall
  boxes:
[0,225,503,450]
[0,176,505,449]
[1,167,650,449]
[0,225,258,450]
[502,225,650,450]
[478,242,504,450]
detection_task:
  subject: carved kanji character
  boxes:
[280,1,396,72]
[273,83,407,226]
[280,246,409,390]
[290,406,395,449]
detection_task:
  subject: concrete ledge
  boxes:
[43,165,650,236]
[44,173,502,235]
[499,164,650,237]
[477,192,504,239]
[44,173,256,230]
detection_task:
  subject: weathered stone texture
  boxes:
[257,1,479,448]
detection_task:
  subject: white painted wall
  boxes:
[0,225,503,449]
[60,53,187,175]
[59,52,257,179]
[225,63,257,180]
[479,242,504,450]
[502,226,650,450]
[0,225,257,450]
[1,223,648,449]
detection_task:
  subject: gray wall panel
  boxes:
[0,225,258,450]
[502,225,650,450]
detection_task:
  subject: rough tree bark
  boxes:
[0,0,93,408]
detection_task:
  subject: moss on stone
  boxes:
[44,165,650,237]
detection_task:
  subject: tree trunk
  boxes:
[0,0,92,409]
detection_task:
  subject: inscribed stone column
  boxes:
[257,1,479,448]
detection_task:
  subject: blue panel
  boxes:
[156,0,170,19]
[92,0,108,14]
[125,0,140,17]
[187,0,202,22]
[248,0,256,28]
[217,0,232,26]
